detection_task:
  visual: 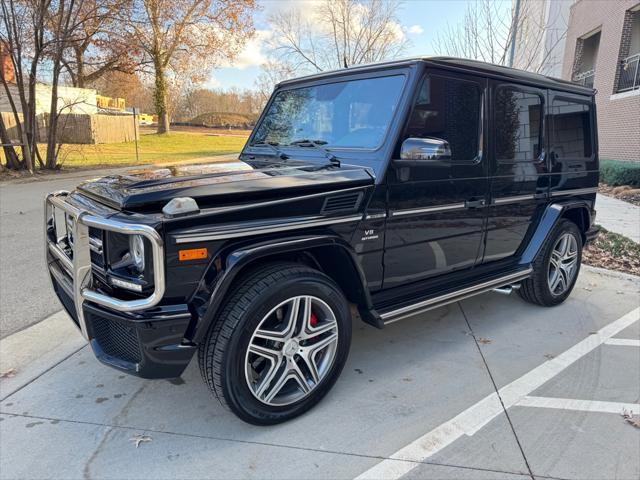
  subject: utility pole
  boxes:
[508,0,522,67]
[133,107,140,164]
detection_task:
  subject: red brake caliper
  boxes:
[309,311,318,328]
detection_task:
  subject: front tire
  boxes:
[519,219,583,306]
[198,263,351,425]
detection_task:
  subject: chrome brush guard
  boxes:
[45,191,165,339]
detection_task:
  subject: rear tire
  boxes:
[519,219,583,307]
[198,262,351,425]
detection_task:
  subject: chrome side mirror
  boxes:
[398,137,451,163]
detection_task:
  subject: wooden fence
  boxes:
[0,112,138,144]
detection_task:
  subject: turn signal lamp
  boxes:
[179,248,208,261]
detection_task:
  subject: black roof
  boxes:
[278,56,594,96]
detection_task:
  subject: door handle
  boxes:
[465,199,486,209]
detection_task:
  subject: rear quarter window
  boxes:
[549,99,593,159]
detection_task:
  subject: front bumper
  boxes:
[49,270,195,378]
[45,191,195,378]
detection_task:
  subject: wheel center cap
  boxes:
[283,339,299,357]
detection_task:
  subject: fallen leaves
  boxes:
[621,409,640,429]
[478,337,492,345]
[130,434,152,448]
[0,368,17,379]
[599,183,640,207]
[583,227,640,276]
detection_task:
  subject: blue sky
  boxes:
[210,0,480,90]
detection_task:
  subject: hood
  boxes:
[77,158,375,212]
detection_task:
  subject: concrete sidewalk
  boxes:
[596,193,640,243]
[1,266,639,480]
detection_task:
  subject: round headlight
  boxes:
[130,235,145,272]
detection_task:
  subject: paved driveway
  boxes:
[0,170,124,338]
[1,267,638,479]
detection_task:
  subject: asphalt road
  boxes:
[0,169,131,339]
[1,267,638,479]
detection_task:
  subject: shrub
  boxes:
[599,159,640,187]
[189,112,258,129]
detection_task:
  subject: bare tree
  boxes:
[176,84,262,121]
[44,0,90,169]
[0,0,51,171]
[267,0,408,74]
[125,0,257,134]
[61,0,139,88]
[432,0,567,74]
[254,59,296,102]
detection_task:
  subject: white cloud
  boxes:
[218,29,273,70]
[232,30,273,69]
[408,24,424,35]
[203,75,222,89]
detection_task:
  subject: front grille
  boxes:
[92,317,142,364]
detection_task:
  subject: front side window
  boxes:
[495,88,543,163]
[253,75,405,150]
[549,99,593,159]
[403,75,482,162]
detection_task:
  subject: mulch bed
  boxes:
[598,183,640,207]
[583,227,640,276]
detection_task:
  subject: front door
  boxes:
[383,71,488,290]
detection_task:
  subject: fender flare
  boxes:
[191,234,379,343]
[520,200,594,266]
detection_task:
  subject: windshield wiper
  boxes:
[288,139,340,166]
[250,141,289,160]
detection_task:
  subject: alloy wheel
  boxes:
[244,295,339,406]
[548,233,579,296]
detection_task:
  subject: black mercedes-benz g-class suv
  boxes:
[45,57,598,424]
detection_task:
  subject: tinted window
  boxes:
[253,75,405,149]
[549,99,593,158]
[404,75,481,161]
[495,88,542,162]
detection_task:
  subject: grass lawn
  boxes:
[2,131,249,171]
[59,131,248,168]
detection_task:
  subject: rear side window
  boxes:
[549,99,593,159]
[494,87,543,163]
[404,75,482,162]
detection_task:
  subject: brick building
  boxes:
[562,0,640,162]
[1,42,15,83]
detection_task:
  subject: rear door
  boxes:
[483,82,549,263]
[383,70,488,289]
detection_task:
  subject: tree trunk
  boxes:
[0,114,22,169]
[154,60,170,134]
[45,66,61,169]
[76,47,85,88]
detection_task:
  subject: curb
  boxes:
[0,311,86,401]
[583,264,640,283]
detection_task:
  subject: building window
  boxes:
[494,87,543,163]
[617,9,640,92]
[549,99,593,160]
[573,31,600,88]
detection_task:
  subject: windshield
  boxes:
[252,75,405,150]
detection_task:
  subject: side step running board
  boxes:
[381,268,532,325]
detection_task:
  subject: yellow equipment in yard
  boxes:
[96,95,125,111]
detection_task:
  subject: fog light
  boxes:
[109,276,143,292]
